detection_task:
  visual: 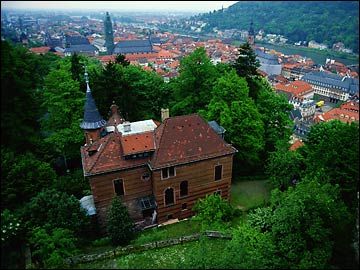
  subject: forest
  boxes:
[196,1,359,53]
[1,40,359,269]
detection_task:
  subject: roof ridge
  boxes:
[150,119,167,167]
[88,133,117,173]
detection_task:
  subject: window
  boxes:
[180,181,188,197]
[161,166,176,179]
[214,165,223,181]
[142,172,150,181]
[182,203,187,210]
[114,179,124,196]
[165,187,174,206]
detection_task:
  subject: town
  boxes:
[2,9,359,145]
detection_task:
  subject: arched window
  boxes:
[180,181,188,197]
[164,188,174,206]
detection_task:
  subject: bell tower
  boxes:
[80,67,106,145]
[247,19,255,47]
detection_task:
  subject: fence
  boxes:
[65,230,232,266]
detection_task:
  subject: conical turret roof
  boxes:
[80,69,106,130]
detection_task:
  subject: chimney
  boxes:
[161,108,169,122]
[123,121,131,132]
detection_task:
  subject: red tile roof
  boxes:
[81,114,237,175]
[340,101,359,113]
[274,81,313,98]
[121,132,155,156]
[289,140,304,151]
[81,133,150,176]
[315,108,359,124]
[150,114,237,169]
[29,46,50,54]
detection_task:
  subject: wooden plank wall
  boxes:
[89,165,152,226]
[152,155,234,223]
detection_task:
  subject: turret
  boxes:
[80,67,106,145]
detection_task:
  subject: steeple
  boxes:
[104,11,114,55]
[80,67,106,145]
[247,19,255,47]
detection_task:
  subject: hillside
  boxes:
[196,1,359,53]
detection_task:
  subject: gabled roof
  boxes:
[149,114,237,170]
[65,35,90,45]
[81,132,150,176]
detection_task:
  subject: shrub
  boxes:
[106,196,135,246]
[192,194,234,229]
[29,227,78,268]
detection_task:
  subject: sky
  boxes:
[1,1,238,12]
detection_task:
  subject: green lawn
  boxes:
[75,238,228,269]
[230,179,271,211]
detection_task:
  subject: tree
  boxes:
[232,42,262,100]
[51,168,90,199]
[106,196,135,245]
[1,148,57,210]
[70,53,83,82]
[41,63,85,166]
[266,144,305,190]
[224,223,279,269]
[256,80,293,156]
[24,188,90,238]
[91,62,165,121]
[232,41,260,79]
[115,54,130,66]
[303,120,359,209]
[1,41,50,152]
[192,194,234,229]
[170,47,218,115]
[29,227,78,269]
[269,179,352,268]
[204,70,264,168]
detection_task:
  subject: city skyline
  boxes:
[1,1,238,12]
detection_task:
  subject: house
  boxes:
[79,73,237,229]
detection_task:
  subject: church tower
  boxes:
[247,19,255,47]
[80,68,106,145]
[104,12,114,55]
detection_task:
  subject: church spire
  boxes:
[80,67,106,145]
[247,19,255,47]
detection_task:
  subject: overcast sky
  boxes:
[1,1,238,12]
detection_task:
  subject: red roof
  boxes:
[150,114,237,169]
[121,132,155,156]
[81,114,237,175]
[340,101,359,113]
[315,108,359,124]
[81,133,150,176]
[289,140,304,151]
[29,46,50,54]
[274,81,313,98]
